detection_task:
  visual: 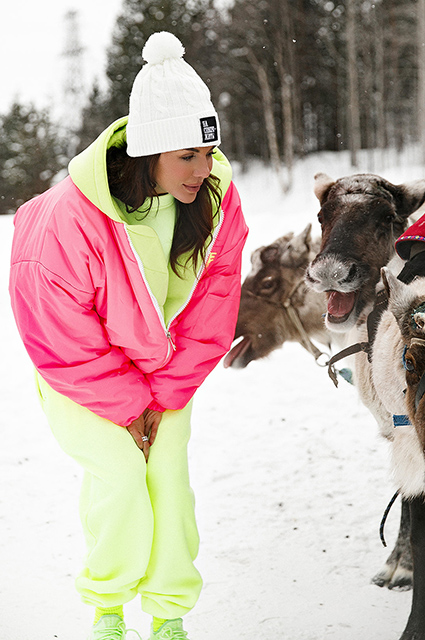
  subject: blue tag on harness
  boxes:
[392,414,411,427]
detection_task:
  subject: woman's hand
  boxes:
[143,408,162,446]
[126,409,163,461]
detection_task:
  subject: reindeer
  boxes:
[225,212,407,591]
[224,224,333,369]
[305,172,425,640]
[362,267,425,639]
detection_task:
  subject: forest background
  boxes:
[2,0,425,214]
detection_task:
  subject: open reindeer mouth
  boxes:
[223,336,252,368]
[326,290,356,324]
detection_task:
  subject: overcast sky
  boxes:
[1,0,123,114]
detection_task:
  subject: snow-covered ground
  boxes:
[2,148,425,639]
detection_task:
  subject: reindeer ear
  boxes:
[381,267,407,299]
[314,173,335,204]
[393,180,425,217]
[299,223,312,247]
[261,244,280,264]
[381,267,398,299]
[381,266,414,323]
[284,223,312,258]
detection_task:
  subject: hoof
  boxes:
[371,564,413,591]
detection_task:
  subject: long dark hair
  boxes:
[106,144,222,276]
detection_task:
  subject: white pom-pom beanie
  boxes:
[126,31,221,156]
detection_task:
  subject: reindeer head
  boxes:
[383,267,425,451]
[224,224,322,368]
[306,173,425,333]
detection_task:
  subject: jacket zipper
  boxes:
[124,228,175,362]
[125,208,224,360]
[166,331,176,351]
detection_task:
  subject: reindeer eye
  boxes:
[405,357,415,372]
[259,275,276,293]
[317,212,323,225]
[262,277,274,288]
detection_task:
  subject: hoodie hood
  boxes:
[68,116,232,223]
[68,117,128,222]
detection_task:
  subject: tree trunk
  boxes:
[346,0,361,167]
[275,0,294,191]
[246,48,285,191]
[373,2,386,151]
[281,78,294,190]
[418,0,425,164]
[275,42,294,191]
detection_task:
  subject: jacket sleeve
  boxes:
[9,259,153,426]
[145,181,248,411]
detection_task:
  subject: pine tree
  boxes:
[76,83,114,153]
[0,102,68,215]
[73,0,423,168]
[104,0,222,122]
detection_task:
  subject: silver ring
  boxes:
[142,435,149,442]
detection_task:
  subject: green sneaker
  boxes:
[87,614,142,640]
[150,618,189,639]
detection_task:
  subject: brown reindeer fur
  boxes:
[306,173,425,335]
[224,224,333,368]
[405,341,425,452]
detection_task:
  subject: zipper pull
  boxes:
[167,331,177,351]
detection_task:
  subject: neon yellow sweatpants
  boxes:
[35,372,202,619]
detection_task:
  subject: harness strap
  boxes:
[283,302,329,363]
[327,342,370,387]
[245,283,330,364]
[379,490,400,548]
[366,288,388,347]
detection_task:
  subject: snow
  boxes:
[1,148,423,639]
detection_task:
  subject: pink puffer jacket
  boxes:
[9,158,247,427]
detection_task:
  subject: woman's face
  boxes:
[154,146,216,203]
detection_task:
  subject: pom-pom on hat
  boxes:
[126,31,221,156]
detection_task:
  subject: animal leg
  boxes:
[372,498,413,591]
[399,497,425,640]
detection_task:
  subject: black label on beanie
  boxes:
[200,116,218,143]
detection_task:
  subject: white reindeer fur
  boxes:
[352,259,425,498]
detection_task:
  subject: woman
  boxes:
[9,31,248,640]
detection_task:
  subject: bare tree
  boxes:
[75,0,423,169]
[372,1,386,151]
[346,0,361,167]
[274,0,295,190]
[246,48,286,190]
[418,0,425,163]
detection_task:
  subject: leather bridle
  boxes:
[245,280,330,364]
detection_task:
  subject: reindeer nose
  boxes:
[341,263,358,284]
